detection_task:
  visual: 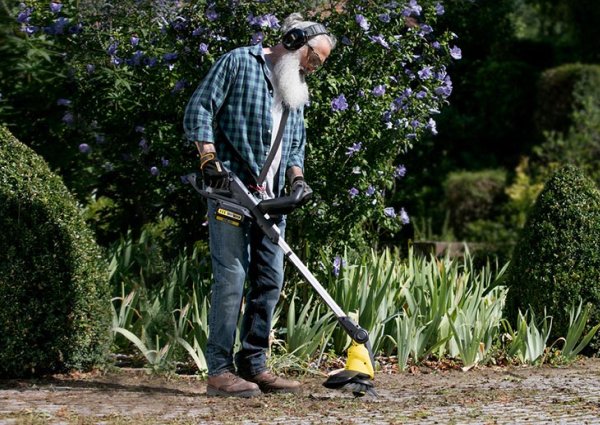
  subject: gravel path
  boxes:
[2,358,600,424]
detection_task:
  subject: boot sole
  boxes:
[206,386,262,398]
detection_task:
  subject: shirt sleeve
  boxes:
[286,108,306,171]
[183,52,238,143]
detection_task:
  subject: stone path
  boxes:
[2,358,600,424]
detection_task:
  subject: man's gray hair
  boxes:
[281,13,337,50]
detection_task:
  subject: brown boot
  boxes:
[243,370,302,394]
[206,371,261,398]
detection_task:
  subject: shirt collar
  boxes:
[248,43,266,63]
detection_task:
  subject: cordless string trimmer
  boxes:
[187,171,377,397]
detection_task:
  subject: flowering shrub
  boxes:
[2,0,458,249]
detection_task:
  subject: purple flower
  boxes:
[419,24,433,35]
[17,8,32,24]
[50,2,62,13]
[129,50,144,66]
[163,52,178,62]
[366,185,376,196]
[411,119,421,129]
[56,98,71,106]
[372,85,386,97]
[341,36,352,46]
[111,57,122,66]
[399,208,410,224]
[86,64,95,74]
[161,157,169,167]
[130,36,139,47]
[418,66,433,80]
[369,34,390,49]
[78,143,91,154]
[450,45,462,60]
[62,112,74,125]
[107,42,119,56]
[206,8,218,21]
[384,207,396,218]
[415,90,427,99]
[432,41,441,49]
[394,164,407,178]
[198,42,209,54]
[150,166,159,176]
[192,27,204,37]
[355,14,370,31]
[333,255,344,277]
[427,118,438,135]
[251,32,264,45]
[171,79,187,94]
[435,2,445,15]
[402,0,422,16]
[345,142,362,156]
[22,25,38,35]
[331,94,348,112]
[139,138,149,153]
[248,13,280,29]
[52,17,69,35]
[378,13,391,23]
[135,125,145,133]
[145,57,158,67]
[349,187,359,198]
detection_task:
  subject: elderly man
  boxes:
[183,13,336,398]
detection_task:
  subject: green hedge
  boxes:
[535,63,600,135]
[0,126,110,377]
[505,165,600,344]
[443,169,507,239]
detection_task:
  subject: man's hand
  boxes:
[291,175,313,205]
[200,152,229,189]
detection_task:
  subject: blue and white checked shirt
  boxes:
[183,44,306,195]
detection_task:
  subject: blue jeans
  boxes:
[205,199,286,377]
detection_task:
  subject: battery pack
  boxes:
[214,200,250,227]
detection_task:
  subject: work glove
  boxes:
[291,175,313,205]
[200,152,229,190]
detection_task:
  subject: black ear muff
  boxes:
[282,23,329,51]
[282,28,307,51]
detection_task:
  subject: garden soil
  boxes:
[2,358,600,424]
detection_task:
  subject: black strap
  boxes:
[256,107,289,186]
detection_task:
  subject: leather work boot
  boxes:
[242,370,302,394]
[206,371,261,398]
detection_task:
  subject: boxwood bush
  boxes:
[0,126,111,377]
[443,169,507,239]
[535,63,600,135]
[505,165,600,344]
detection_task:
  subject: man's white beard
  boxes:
[272,51,309,110]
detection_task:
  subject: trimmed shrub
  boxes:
[505,165,600,343]
[0,126,111,377]
[535,63,600,135]
[443,169,507,239]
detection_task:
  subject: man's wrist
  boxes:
[195,141,216,155]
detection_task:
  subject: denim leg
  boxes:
[235,215,286,376]
[206,200,251,377]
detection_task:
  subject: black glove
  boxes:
[291,176,313,205]
[200,152,229,189]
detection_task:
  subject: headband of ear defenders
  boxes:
[282,23,329,51]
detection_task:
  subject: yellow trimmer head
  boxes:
[323,339,377,397]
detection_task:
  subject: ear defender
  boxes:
[282,23,329,51]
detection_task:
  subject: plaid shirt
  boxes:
[183,44,306,195]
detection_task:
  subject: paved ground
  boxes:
[2,358,600,424]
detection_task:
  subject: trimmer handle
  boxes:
[258,180,312,215]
